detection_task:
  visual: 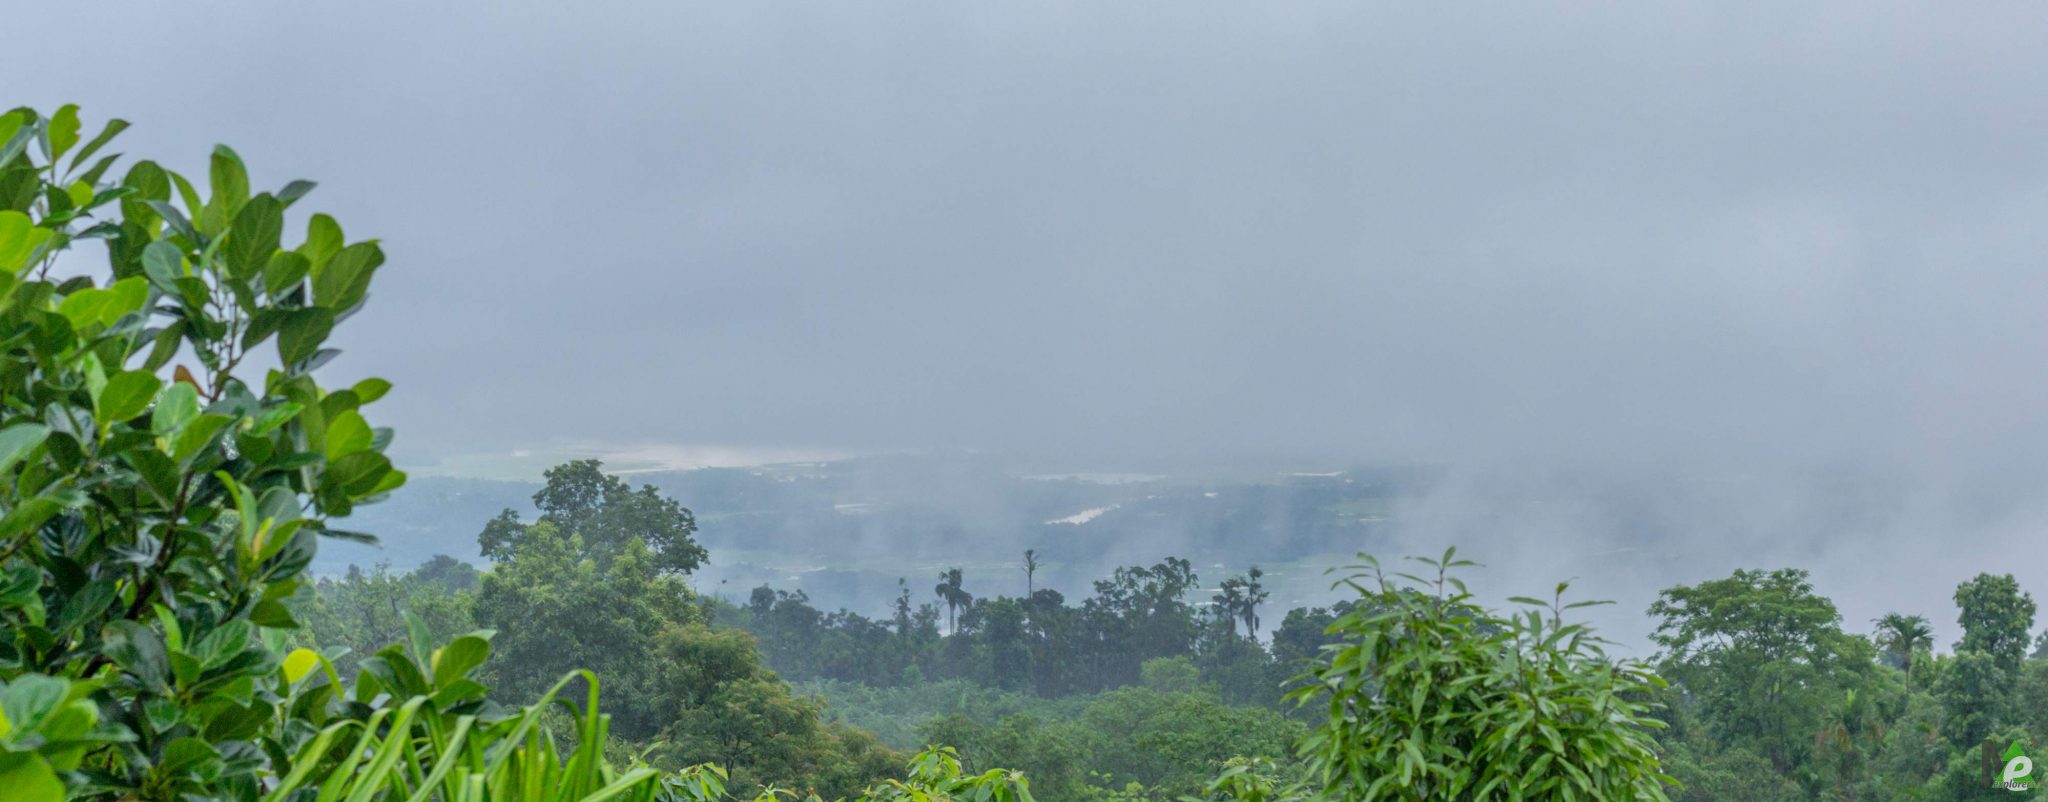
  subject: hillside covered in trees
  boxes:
[303,455,2048,800]
[320,457,1422,621]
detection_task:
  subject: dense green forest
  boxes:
[302,459,2048,801]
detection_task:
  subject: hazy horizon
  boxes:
[25,3,2048,652]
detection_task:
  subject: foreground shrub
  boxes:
[263,625,1029,802]
[0,103,404,800]
[1288,549,1676,801]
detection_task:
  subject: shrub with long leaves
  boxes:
[262,623,666,802]
[1286,549,1676,801]
[257,620,1028,802]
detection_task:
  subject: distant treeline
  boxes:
[717,556,1346,708]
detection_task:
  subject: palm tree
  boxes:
[1024,549,1040,597]
[1813,689,1883,802]
[1240,566,1269,639]
[1212,567,1273,639]
[935,568,970,633]
[1873,613,1933,674]
[1213,580,1247,637]
[893,577,914,637]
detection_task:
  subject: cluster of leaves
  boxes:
[1647,568,1881,778]
[291,560,477,675]
[259,628,666,802]
[1289,549,1675,801]
[0,103,403,799]
[479,459,705,576]
[1647,567,2048,801]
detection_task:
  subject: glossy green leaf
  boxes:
[169,171,202,219]
[312,241,382,311]
[226,193,282,280]
[262,251,310,297]
[277,307,335,366]
[56,276,147,329]
[277,179,316,206]
[0,752,63,802]
[46,104,80,160]
[0,423,50,476]
[141,323,184,372]
[299,213,342,269]
[0,111,22,158]
[351,377,392,404]
[0,117,33,171]
[55,288,109,327]
[248,402,304,434]
[282,649,321,684]
[325,410,371,460]
[325,451,393,496]
[119,160,169,226]
[430,633,493,688]
[171,414,234,464]
[208,144,249,217]
[123,448,179,503]
[0,210,52,272]
[368,467,406,495]
[141,241,185,291]
[153,382,201,437]
[106,274,148,317]
[70,117,129,171]
[96,371,163,424]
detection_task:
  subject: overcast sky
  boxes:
[30,3,2048,645]
[21,3,2048,477]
